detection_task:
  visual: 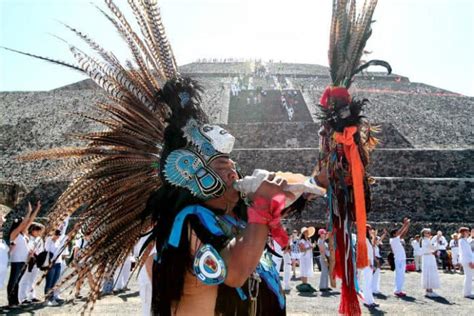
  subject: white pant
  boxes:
[139,279,152,316]
[0,267,7,290]
[372,268,381,293]
[451,249,459,266]
[319,256,329,290]
[361,267,375,305]
[394,259,406,293]
[283,253,291,290]
[114,257,132,290]
[19,266,39,302]
[461,263,473,297]
[414,255,421,271]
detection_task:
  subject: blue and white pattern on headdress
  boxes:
[163,149,226,200]
[182,119,235,159]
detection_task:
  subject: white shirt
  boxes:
[449,239,459,249]
[431,235,447,250]
[421,237,436,255]
[366,238,374,266]
[459,238,473,265]
[374,244,381,258]
[28,236,44,256]
[45,236,67,264]
[10,234,30,263]
[317,238,330,257]
[390,236,406,260]
[467,237,474,252]
[0,240,9,268]
[298,239,313,258]
[411,239,422,256]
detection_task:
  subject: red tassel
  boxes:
[339,283,361,316]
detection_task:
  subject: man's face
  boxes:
[437,231,442,237]
[209,156,239,202]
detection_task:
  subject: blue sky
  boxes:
[1,0,473,96]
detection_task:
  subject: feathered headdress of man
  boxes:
[4,0,235,310]
[316,1,391,315]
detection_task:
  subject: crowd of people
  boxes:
[0,203,154,315]
[270,219,474,309]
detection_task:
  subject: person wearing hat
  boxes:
[420,228,440,297]
[449,233,460,272]
[459,227,474,298]
[298,227,315,289]
[317,228,330,291]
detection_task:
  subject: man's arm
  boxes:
[396,219,410,238]
[221,223,269,287]
[10,201,41,241]
[221,179,292,288]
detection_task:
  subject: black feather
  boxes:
[351,59,392,78]
[0,46,84,73]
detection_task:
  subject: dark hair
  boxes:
[28,222,44,234]
[8,217,24,241]
[54,229,62,236]
[390,229,398,237]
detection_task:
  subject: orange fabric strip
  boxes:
[334,126,369,269]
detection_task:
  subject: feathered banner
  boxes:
[315,1,391,315]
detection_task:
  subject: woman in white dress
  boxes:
[298,227,315,285]
[420,228,440,297]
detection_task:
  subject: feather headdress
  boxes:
[7,0,203,310]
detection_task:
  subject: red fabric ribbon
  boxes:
[334,126,369,269]
[248,194,289,247]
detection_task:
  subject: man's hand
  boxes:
[251,175,295,202]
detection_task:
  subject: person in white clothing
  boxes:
[468,228,474,253]
[7,201,41,307]
[431,231,448,271]
[373,229,388,295]
[114,253,134,292]
[72,232,95,299]
[133,232,155,316]
[290,230,300,279]
[389,217,410,297]
[282,244,292,291]
[298,227,315,288]
[18,222,45,304]
[411,235,422,272]
[44,219,69,306]
[458,227,474,298]
[449,233,460,272]
[317,228,330,291]
[420,228,440,297]
[361,225,378,308]
[0,215,9,291]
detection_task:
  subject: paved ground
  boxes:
[0,268,472,315]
